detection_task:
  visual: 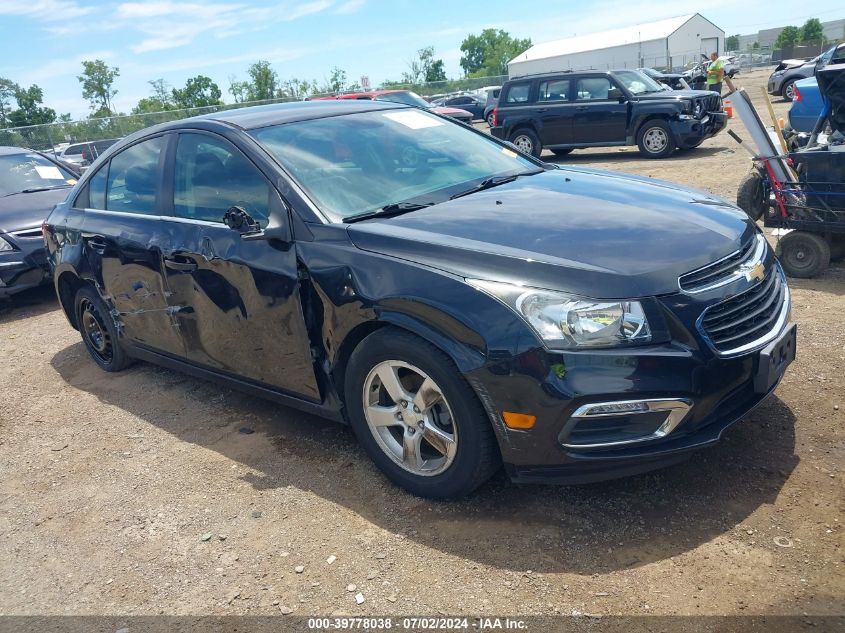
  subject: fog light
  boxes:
[502,412,537,429]
[582,402,649,415]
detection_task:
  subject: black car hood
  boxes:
[0,187,71,233]
[347,168,754,299]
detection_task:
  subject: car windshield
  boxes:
[0,152,76,197]
[251,108,538,220]
[375,91,431,108]
[614,70,664,95]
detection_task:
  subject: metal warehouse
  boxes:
[508,13,724,77]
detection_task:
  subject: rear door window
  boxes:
[538,79,570,102]
[504,82,531,104]
[105,136,165,214]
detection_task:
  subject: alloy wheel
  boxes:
[362,360,458,476]
[643,127,669,153]
[784,82,795,100]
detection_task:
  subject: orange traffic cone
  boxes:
[724,99,733,118]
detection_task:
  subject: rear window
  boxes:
[504,83,531,104]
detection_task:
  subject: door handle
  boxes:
[164,257,197,272]
[575,106,589,111]
[87,237,106,253]
[535,108,548,113]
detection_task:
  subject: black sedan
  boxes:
[44,101,795,498]
[1,147,78,299]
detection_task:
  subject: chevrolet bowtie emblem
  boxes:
[744,262,765,283]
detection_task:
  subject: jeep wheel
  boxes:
[509,129,542,158]
[637,120,675,158]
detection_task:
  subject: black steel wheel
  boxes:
[74,285,131,372]
[736,170,767,221]
[776,231,831,278]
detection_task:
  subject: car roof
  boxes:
[197,99,407,129]
[0,146,33,156]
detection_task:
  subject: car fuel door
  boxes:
[162,131,321,401]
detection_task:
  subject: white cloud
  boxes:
[285,0,334,21]
[115,1,243,20]
[333,0,365,15]
[0,0,92,21]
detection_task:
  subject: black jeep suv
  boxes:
[490,69,727,159]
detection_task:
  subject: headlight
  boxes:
[468,280,652,349]
[0,236,14,252]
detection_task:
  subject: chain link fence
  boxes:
[0,75,510,157]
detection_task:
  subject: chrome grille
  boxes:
[699,266,789,355]
[679,234,765,293]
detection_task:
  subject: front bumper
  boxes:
[768,75,783,95]
[0,232,50,299]
[466,317,796,484]
[671,111,728,147]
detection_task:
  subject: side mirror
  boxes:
[224,206,261,233]
[240,194,292,242]
[608,88,624,101]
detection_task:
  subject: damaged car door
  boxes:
[79,134,186,355]
[161,131,320,401]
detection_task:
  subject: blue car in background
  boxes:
[788,77,825,132]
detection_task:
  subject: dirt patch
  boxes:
[0,70,842,618]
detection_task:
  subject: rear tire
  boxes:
[636,120,675,158]
[776,231,830,278]
[737,170,767,221]
[344,328,500,499]
[74,285,131,372]
[509,128,542,158]
[550,148,573,157]
[486,112,495,127]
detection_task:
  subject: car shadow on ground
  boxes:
[51,342,798,575]
[544,145,734,164]
[0,284,58,325]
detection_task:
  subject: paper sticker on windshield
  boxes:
[382,111,444,129]
[35,165,64,180]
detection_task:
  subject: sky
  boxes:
[1,0,843,118]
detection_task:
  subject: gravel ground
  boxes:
[0,69,842,620]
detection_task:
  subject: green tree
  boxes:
[752,41,760,50]
[0,78,18,127]
[172,75,222,108]
[246,60,278,101]
[78,59,120,114]
[800,18,824,43]
[149,79,173,105]
[459,29,531,77]
[726,34,739,51]
[279,78,318,100]
[228,76,250,103]
[131,79,174,114]
[402,47,447,84]
[322,66,348,94]
[774,26,801,49]
[8,84,56,127]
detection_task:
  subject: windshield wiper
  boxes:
[449,172,540,200]
[343,201,434,223]
[15,185,71,195]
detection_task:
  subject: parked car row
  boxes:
[311,89,474,124]
[54,138,121,169]
[768,43,845,102]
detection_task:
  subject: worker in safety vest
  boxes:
[706,52,725,94]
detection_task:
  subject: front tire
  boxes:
[509,128,542,158]
[344,328,500,499]
[637,120,675,158]
[782,79,796,102]
[776,231,830,278]
[74,285,131,372]
[737,170,767,221]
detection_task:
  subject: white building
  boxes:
[508,14,724,77]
